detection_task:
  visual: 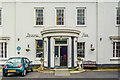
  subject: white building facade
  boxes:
[0,0,120,68]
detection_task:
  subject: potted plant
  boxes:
[40,57,44,70]
[77,56,82,70]
[40,57,44,62]
[26,49,30,52]
[77,56,81,61]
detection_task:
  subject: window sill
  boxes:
[0,58,8,61]
[55,25,65,27]
[110,57,120,61]
[34,25,44,27]
[35,58,40,61]
[76,25,86,27]
[115,25,120,27]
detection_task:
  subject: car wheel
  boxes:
[21,69,26,76]
[3,72,8,77]
[31,67,33,72]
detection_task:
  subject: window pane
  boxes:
[56,9,64,25]
[0,10,1,25]
[77,42,85,58]
[117,9,120,25]
[36,40,43,58]
[0,42,7,58]
[36,9,43,25]
[5,43,7,58]
[113,42,120,57]
[77,8,85,25]
[55,38,67,44]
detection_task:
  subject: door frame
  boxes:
[54,37,69,68]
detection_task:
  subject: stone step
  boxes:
[55,69,70,76]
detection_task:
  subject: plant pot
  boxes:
[26,49,30,52]
[91,48,95,51]
[40,59,44,62]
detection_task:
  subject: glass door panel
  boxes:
[55,46,60,66]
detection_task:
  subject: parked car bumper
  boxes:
[3,67,24,74]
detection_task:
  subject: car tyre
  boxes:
[31,67,33,72]
[3,72,8,77]
[21,69,26,76]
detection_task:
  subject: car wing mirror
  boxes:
[30,61,33,63]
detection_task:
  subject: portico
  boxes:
[41,27,80,68]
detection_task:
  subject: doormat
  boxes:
[55,69,70,76]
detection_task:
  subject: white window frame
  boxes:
[34,7,44,27]
[0,40,8,59]
[0,8,3,27]
[76,7,86,27]
[112,40,120,58]
[55,7,65,26]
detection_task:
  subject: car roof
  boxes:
[9,57,27,59]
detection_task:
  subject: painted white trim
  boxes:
[76,7,87,27]
[113,40,120,42]
[0,0,97,2]
[110,57,120,59]
[0,58,8,60]
[34,7,44,9]
[1,0,120,2]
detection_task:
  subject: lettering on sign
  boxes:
[82,33,89,37]
[26,33,40,38]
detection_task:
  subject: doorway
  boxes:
[55,46,67,67]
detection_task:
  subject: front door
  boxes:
[60,46,67,66]
[55,46,67,67]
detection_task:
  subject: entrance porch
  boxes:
[41,27,80,69]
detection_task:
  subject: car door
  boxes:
[23,58,29,70]
[25,58,31,70]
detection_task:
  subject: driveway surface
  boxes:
[0,71,119,78]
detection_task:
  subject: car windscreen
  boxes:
[7,58,22,63]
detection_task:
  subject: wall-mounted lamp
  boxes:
[90,44,95,51]
[18,38,20,41]
[27,44,30,48]
[100,38,102,41]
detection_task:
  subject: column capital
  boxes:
[47,36,51,39]
[71,36,75,38]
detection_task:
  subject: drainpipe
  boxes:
[96,0,98,67]
[15,0,17,57]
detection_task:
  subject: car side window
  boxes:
[23,59,26,63]
[25,58,30,63]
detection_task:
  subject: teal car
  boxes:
[3,57,33,77]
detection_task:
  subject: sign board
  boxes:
[17,46,21,51]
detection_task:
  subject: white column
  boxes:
[7,42,8,58]
[68,37,71,68]
[3,42,5,58]
[0,43,1,57]
[74,37,78,67]
[50,37,54,68]
[44,37,48,67]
